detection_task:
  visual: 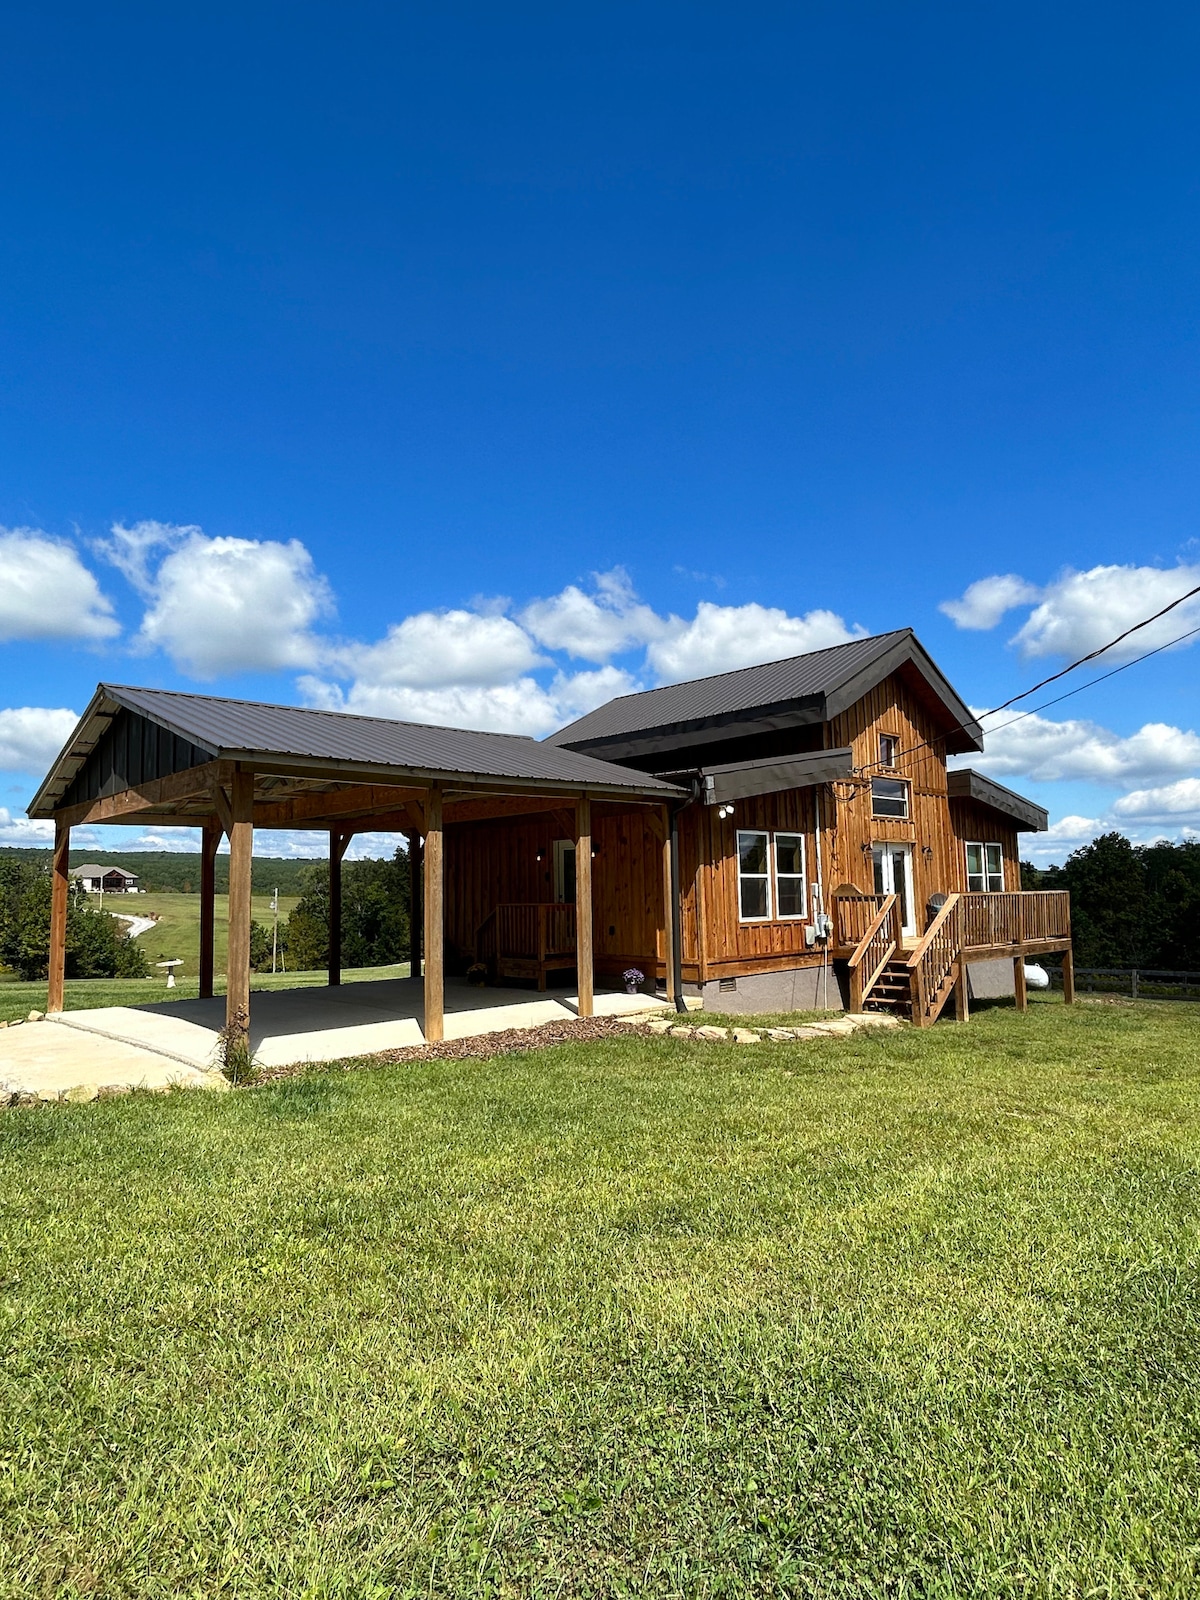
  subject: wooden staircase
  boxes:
[842,890,966,1027]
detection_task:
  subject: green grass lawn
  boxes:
[2,998,1199,1596]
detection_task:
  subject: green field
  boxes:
[96,890,300,980]
[2,997,1199,1595]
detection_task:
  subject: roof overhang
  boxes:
[947,769,1048,832]
[659,747,855,806]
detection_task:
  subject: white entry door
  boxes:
[872,843,916,938]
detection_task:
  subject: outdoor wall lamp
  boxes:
[922,844,934,861]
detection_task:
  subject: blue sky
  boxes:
[2,2,1199,860]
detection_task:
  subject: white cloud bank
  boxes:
[0,807,54,846]
[941,561,1200,661]
[0,707,80,774]
[1113,778,1200,823]
[970,709,1200,786]
[0,528,119,643]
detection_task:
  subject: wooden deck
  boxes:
[835,889,1073,1026]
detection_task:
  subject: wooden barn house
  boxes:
[30,628,1073,1045]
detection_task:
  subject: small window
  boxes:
[878,734,899,767]
[965,842,1005,893]
[774,833,806,918]
[871,777,909,819]
[737,830,771,920]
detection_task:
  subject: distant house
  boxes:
[70,864,139,895]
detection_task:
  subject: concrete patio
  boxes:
[38,976,672,1075]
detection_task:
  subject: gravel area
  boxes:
[254,1013,642,1082]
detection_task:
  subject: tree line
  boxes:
[0,858,149,981]
[263,851,412,972]
[1022,834,1200,971]
[0,847,316,895]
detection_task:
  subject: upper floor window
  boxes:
[878,733,899,767]
[736,830,808,922]
[965,842,1004,893]
[870,777,909,819]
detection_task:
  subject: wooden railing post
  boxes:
[423,785,444,1042]
[47,818,70,1014]
[954,958,969,1022]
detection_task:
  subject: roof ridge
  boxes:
[103,683,542,745]
[587,627,908,709]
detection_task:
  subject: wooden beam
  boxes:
[423,787,444,1041]
[47,819,70,1013]
[250,782,428,829]
[199,822,220,999]
[1013,954,1028,1013]
[54,760,230,829]
[1061,946,1075,1005]
[954,958,970,1022]
[442,792,579,827]
[407,831,422,978]
[575,795,593,1018]
[225,769,254,1044]
[328,829,350,986]
[210,778,233,839]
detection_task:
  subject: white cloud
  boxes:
[939,573,1041,630]
[95,519,195,597]
[0,707,80,774]
[647,602,860,684]
[549,664,638,720]
[521,568,668,662]
[0,528,119,643]
[301,674,562,736]
[329,608,542,690]
[968,709,1200,785]
[0,806,55,846]
[135,530,334,677]
[1113,778,1200,824]
[1011,562,1200,660]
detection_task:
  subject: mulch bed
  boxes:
[253,1013,646,1084]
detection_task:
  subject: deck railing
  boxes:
[832,891,888,953]
[959,891,1070,951]
[847,893,899,1011]
[906,893,961,1026]
[476,903,577,963]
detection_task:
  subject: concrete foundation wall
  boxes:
[966,958,1016,1000]
[686,963,846,1014]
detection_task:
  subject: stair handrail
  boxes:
[847,893,898,1011]
[475,907,498,963]
[905,892,961,1025]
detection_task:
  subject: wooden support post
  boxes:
[1061,946,1075,1005]
[660,806,676,1005]
[47,819,70,1014]
[954,958,970,1022]
[225,769,254,1044]
[407,831,422,978]
[575,795,593,1018]
[1013,954,1028,1013]
[199,822,220,999]
[328,829,349,987]
[423,786,444,1042]
[848,963,864,1015]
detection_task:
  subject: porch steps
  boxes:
[862,960,913,1018]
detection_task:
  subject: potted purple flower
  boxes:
[622,967,644,996]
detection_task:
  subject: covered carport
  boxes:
[28,685,687,1048]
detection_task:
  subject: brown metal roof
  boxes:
[29,684,685,816]
[546,629,984,759]
[947,768,1048,832]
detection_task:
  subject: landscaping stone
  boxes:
[61,1084,99,1104]
[96,1084,132,1100]
[732,1028,761,1044]
[765,1028,797,1041]
[807,1019,857,1036]
[27,1011,44,1022]
[695,1025,728,1041]
[669,1026,695,1039]
[645,1019,672,1035]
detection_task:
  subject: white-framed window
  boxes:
[736,829,808,922]
[737,830,771,920]
[878,733,899,768]
[965,841,1005,893]
[774,833,806,918]
[871,777,909,819]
